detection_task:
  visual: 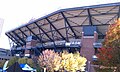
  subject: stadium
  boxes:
[5,2,120,61]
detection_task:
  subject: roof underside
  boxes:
[5,2,120,46]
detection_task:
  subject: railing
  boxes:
[93,42,102,48]
[36,41,81,48]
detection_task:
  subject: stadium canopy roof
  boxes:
[5,2,120,46]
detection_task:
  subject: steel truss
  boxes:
[5,2,120,50]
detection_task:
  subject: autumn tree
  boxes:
[103,18,120,48]
[38,49,61,72]
[38,49,87,72]
[97,18,120,70]
[105,18,120,65]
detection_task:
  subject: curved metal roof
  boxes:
[5,2,120,46]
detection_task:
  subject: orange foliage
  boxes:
[104,18,120,48]
[97,47,113,65]
[97,18,120,66]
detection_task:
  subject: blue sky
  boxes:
[0,0,119,49]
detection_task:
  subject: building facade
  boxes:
[5,2,120,61]
[0,48,11,61]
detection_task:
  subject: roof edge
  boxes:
[5,2,120,33]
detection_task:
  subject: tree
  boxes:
[27,59,35,68]
[18,57,35,68]
[7,56,19,67]
[60,51,87,72]
[7,57,35,68]
[38,49,87,72]
[0,60,6,68]
[103,18,120,48]
[97,47,113,66]
[18,57,27,64]
[38,49,61,72]
[105,18,120,65]
[97,18,120,71]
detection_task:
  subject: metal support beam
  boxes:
[87,9,93,25]
[118,6,120,18]
[105,14,118,24]
[49,22,56,51]
[38,29,45,49]
[65,21,69,42]
[19,28,27,37]
[26,26,44,43]
[8,33,23,46]
[34,22,54,42]
[49,22,54,40]
[15,12,117,37]
[46,18,66,40]
[5,33,20,46]
[12,31,26,45]
[61,12,77,38]
[42,12,117,26]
